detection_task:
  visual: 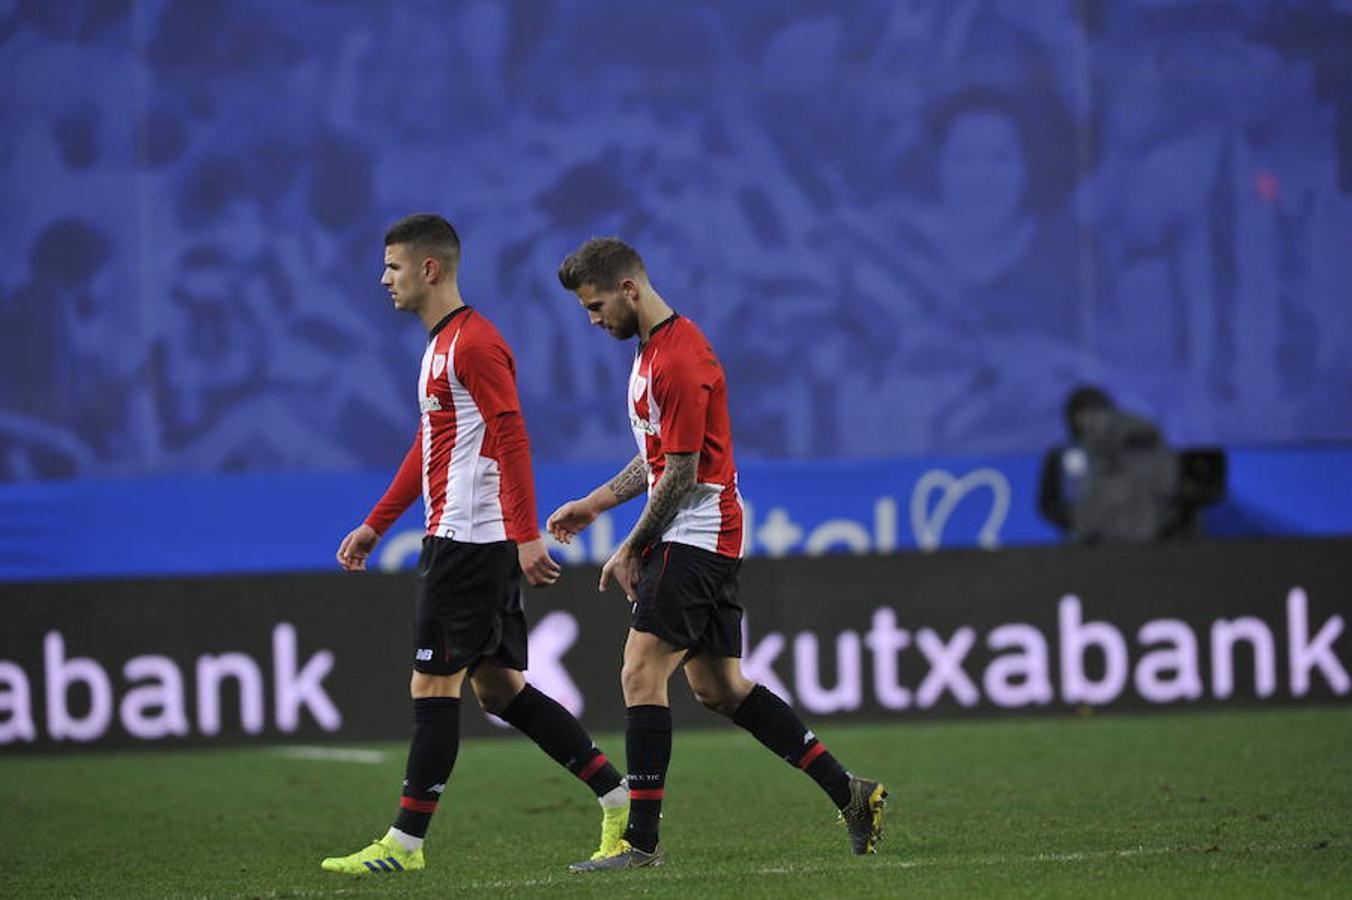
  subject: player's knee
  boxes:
[468,677,518,715]
[621,659,662,704]
[620,660,646,697]
[692,682,740,717]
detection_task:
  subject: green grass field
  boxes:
[2,706,1349,898]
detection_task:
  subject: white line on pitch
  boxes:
[232,840,1342,899]
[272,746,387,764]
[444,840,1341,891]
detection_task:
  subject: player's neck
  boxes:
[418,286,466,332]
[636,292,674,342]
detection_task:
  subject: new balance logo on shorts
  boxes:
[415,648,434,661]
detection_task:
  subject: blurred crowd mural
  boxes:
[1,0,1350,482]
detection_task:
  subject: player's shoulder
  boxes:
[461,307,505,338]
[667,313,707,341]
[656,315,717,356]
[456,308,512,351]
[445,309,515,380]
[652,315,722,382]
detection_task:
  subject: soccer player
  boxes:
[321,215,627,876]
[547,237,888,870]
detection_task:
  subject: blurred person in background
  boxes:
[149,245,359,472]
[1038,385,1222,545]
[0,218,152,480]
[1088,2,1352,446]
[824,82,1092,456]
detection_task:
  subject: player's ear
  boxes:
[423,256,441,283]
[621,277,639,303]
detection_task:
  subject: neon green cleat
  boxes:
[591,804,629,861]
[320,835,424,875]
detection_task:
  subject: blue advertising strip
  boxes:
[0,449,1349,582]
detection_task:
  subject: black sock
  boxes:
[392,696,460,838]
[497,684,624,797]
[623,704,672,853]
[732,684,852,810]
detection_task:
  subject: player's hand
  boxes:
[336,523,380,572]
[599,543,641,602]
[518,537,562,588]
[546,497,600,544]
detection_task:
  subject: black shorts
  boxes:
[631,541,743,658]
[413,536,527,676]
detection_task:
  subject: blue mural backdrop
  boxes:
[1,0,1350,483]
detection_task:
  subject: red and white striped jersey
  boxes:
[629,314,743,557]
[365,306,538,544]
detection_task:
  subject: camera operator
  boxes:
[1038,386,1222,544]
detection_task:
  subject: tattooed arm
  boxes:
[607,453,650,505]
[598,452,698,599]
[621,452,697,553]
[547,451,699,599]
[546,454,648,545]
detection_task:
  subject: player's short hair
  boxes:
[557,237,646,292]
[384,213,461,272]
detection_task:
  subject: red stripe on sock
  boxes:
[399,796,438,813]
[578,753,609,782]
[797,742,827,770]
[629,788,665,801]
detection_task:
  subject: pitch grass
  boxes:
[1,707,1349,898]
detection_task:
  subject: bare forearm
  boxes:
[624,454,697,551]
[585,454,648,512]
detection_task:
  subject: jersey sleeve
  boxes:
[364,430,422,534]
[455,329,540,543]
[485,410,539,543]
[652,348,712,455]
[455,328,522,419]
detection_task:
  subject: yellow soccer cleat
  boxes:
[591,804,629,861]
[320,834,424,875]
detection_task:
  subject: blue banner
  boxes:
[2,449,1348,582]
[2,0,1351,483]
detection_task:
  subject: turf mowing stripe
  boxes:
[272,746,387,764]
[227,840,1346,898]
[427,840,1346,892]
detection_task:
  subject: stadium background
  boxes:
[4,0,1352,479]
[1,0,1349,766]
[1,3,1349,895]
